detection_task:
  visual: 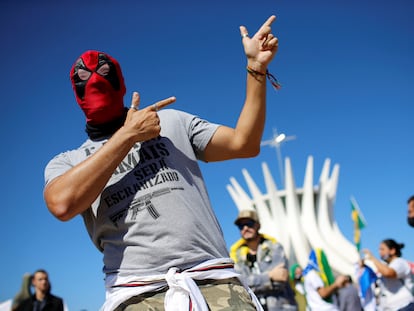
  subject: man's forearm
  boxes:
[44,126,137,221]
[318,283,339,299]
[233,66,267,155]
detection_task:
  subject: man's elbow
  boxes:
[44,183,77,221]
[247,145,261,157]
[44,192,76,222]
[46,202,75,222]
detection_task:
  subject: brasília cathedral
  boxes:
[226,155,360,277]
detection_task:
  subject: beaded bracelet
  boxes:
[246,66,281,90]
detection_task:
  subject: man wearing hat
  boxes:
[230,210,298,311]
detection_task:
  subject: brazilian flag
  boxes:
[303,248,335,302]
[351,196,367,251]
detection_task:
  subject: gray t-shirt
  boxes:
[44,109,229,277]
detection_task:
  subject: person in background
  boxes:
[407,195,414,227]
[230,210,298,310]
[302,249,347,311]
[336,275,363,311]
[289,264,308,311]
[44,15,279,310]
[11,273,32,311]
[15,269,64,311]
[363,239,414,311]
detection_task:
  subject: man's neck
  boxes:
[35,291,46,301]
[245,234,261,253]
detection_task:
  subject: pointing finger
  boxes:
[257,15,276,40]
[149,96,176,112]
[261,15,276,28]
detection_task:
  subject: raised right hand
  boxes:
[124,92,176,142]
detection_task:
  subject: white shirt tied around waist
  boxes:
[101,258,263,311]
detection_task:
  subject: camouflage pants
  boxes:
[115,277,257,311]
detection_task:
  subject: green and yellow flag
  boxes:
[351,196,367,251]
[303,248,335,302]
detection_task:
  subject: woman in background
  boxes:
[363,239,414,311]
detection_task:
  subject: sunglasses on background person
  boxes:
[237,220,257,230]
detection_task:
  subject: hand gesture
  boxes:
[268,263,288,282]
[124,92,176,142]
[240,15,278,72]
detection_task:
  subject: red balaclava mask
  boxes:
[70,50,126,125]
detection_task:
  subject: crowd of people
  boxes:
[14,200,412,310]
[8,13,412,311]
[230,210,352,311]
[230,208,414,311]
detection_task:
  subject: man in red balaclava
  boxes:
[44,15,280,310]
[71,50,126,124]
[70,50,130,140]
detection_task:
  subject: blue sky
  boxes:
[1,1,413,310]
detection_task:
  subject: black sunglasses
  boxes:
[237,220,256,230]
